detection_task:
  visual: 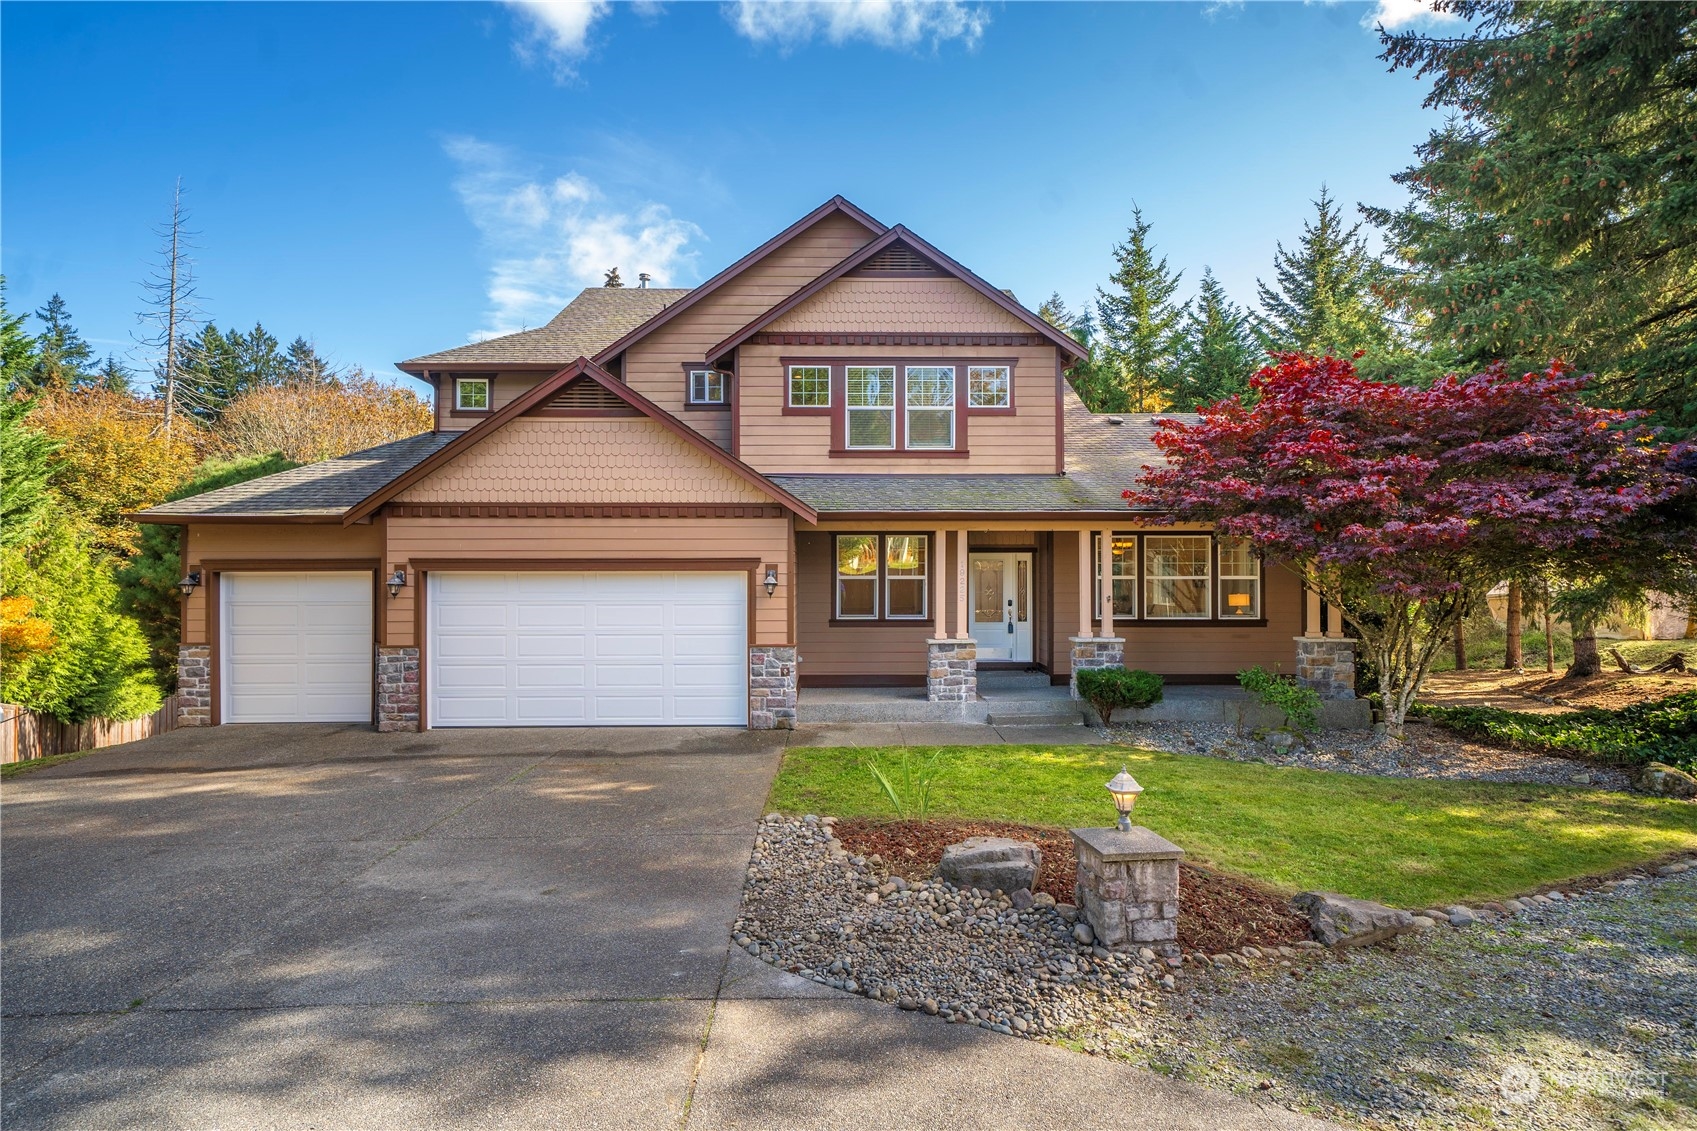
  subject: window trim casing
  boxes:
[843,364,898,451]
[1217,534,1263,620]
[830,532,934,625]
[451,374,495,415]
[965,362,1016,414]
[785,362,833,414]
[1092,532,1267,627]
[902,364,956,451]
[681,363,731,411]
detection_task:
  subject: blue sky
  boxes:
[3,1,1455,394]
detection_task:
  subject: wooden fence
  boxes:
[1,697,179,765]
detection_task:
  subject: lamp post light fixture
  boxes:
[386,567,408,599]
[763,565,779,597]
[1105,766,1143,832]
[176,570,202,598]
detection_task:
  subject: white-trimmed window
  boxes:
[904,366,955,449]
[1218,537,1261,619]
[1145,535,1212,619]
[846,366,896,449]
[788,365,831,408]
[688,369,727,405]
[885,535,929,619]
[455,377,490,411]
[968,365,1011,408]
[835,535,880,618]
[1093,535,1138,619]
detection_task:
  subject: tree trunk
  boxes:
[1567,615,1601,677]
[1504,582,1523,670]
[1544,600,1556,673]
[1453,618,1467,671]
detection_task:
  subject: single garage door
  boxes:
[221,572,373,723]
[429,571,747,726]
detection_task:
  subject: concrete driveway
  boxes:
[1,725,1327,1130]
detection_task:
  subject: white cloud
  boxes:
[505,1,611,78]
[726,0,989,50]
[1362,0,1463,30]
[443,136,703,340]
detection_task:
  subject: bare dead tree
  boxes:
[135,179,202,435]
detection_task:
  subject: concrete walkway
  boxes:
[1,725,1327,1130]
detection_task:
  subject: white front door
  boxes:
[221,572,373,723]
[969,552,1033,662]
[428,571,747,727]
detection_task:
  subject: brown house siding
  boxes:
[620,211,881,450]
[766,277,1036,335]
[735,341,1059,474]
[182,523,384,646]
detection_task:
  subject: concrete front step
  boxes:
[976,670,1053,690]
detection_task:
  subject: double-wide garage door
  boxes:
[428,571,748,726]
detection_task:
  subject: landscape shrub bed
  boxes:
[1412,690,1697,772]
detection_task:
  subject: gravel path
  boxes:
[738,816,1697,1130]
[1104,719,1636,790]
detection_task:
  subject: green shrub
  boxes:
[1238,666,1322,734]
[1076,667,1163,723]
[1412,691,1697,772]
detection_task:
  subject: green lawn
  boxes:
[769,744,1697,909]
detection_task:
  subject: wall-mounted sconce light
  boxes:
[177,570,202,597]
[763,565,779,597]
[387,567,408,599]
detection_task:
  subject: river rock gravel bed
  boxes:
[1105,719,1636,790]
[738,815,1697,1130]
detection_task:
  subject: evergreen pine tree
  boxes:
[0,398,60,550]
[26,294,95,390]
[1254,187,1404,377]
[1037,293,1076,333]
[95,354,134,392]
[1095,205,1186,412]
[286,336,336,385]
[1172,268,1259,409]
[0,278,37,395]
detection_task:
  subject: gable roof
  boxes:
[344,357,818,524]
[131,433,456,522]
[398,287,692,372]
[590,195,887,365]
[707,225,1089,363]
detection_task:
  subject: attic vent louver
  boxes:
[852,241,944,276]
[546,378,633,413]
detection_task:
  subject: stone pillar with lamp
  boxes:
[1070,767,1184,956]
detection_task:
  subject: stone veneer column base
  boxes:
[1294,636,1358,700]
[176,644,211,727]
[926,638,978,702]
[376,646,421,732]
[749,646,798,730]
[1068,636,1125,699]
[1072,826,1184,957]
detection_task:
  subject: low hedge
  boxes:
[1411,690,1697,773]
[1076,667,1163,724]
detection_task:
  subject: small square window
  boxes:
[968,365,1010,408]
[788,365,831,408]
[455,378,490,411]
[688,369,726,405]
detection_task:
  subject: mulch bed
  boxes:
[833,817,1312,954]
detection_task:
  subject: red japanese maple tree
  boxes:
[1126,353,1693,732]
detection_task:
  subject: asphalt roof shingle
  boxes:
[135,433,455,518]
[399,287,692,369]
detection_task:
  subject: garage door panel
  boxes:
[429,571,746,727]
[222,573,372,724]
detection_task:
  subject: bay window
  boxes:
[904,366,955,449]
[846,366,896,449]
[834,533,930,621]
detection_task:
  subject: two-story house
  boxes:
[137,196,1355,731]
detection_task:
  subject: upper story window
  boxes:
[688,368,727,406]
[846,366,896,449]
[904,366,955,449]
[968,365,1011,408]
[788,365,831,408]
[455,377,491,411]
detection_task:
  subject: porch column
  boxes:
[1077,529,1093,638]
[933,528,947,638]
[1098,527,1115,639]
[1304,585,1323,637]
[955,528,970,640]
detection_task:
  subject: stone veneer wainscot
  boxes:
[749,646,798,730]
[1067,636,1125,700]
[926,638,977,703]
[176,644,211,727]
[1294,636,1358,699]
[377,646,421,732]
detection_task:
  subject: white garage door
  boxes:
[221,572,373,723]
[429,571,747,727]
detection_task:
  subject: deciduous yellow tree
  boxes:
[215,373,432,463]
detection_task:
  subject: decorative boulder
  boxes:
[937,837,1041,894]
[1638,762,1697,799]
[1291,891,1416,948]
